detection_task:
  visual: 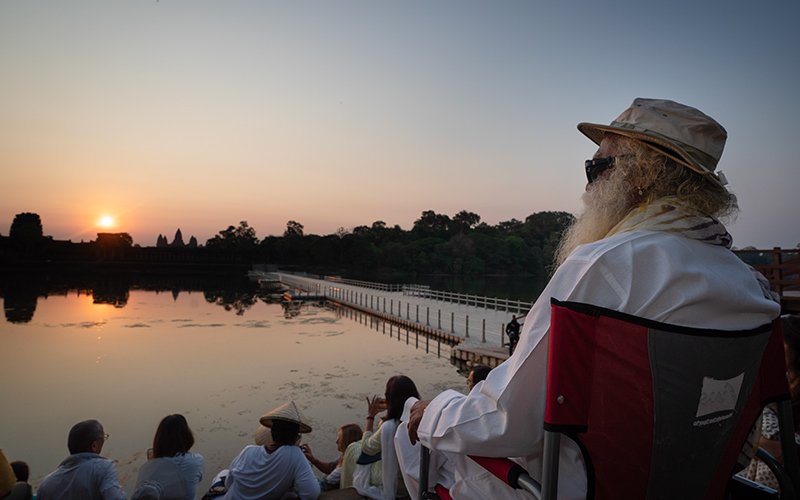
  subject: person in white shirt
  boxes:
[224,401,319,500]
[148,414,204,500]
[397,98,782,500]
[37,419,126,500]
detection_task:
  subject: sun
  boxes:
[99,216,114,228]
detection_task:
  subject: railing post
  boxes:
[383,297,386,313]
[465,315,469,338]
[407,302,410,320]
[482,318,486,343]
[501,323,505,347]
[416,304,419,322]
[774,247,784,295]
[451,312,454,333]
[426,307,430,326]
[438,309,441,329]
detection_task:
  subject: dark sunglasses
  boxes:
[584,155,634,184]
[585,156,616,184]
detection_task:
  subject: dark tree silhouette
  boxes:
[10,212,43,240]
[284,220,304,237]
[206,221,258,250]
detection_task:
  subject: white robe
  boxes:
[396,229,780,500]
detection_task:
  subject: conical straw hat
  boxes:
[259,401,312,434]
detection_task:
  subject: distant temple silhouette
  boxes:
[157,229,198,248]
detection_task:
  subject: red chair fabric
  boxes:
[544,299,786,500]
[421,299,795,500]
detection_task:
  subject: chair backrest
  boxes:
[543,299,789,500]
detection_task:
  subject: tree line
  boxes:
[205,209,575,276]
[0,210,574,276]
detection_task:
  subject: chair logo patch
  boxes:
[694,373,744,425]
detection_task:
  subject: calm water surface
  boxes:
[0,288,467,498]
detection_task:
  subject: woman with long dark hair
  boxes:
[349,375,420,500]
[150,414,204,500]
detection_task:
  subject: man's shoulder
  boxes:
[571,230,733,264]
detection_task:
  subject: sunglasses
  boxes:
[585,156,618,184]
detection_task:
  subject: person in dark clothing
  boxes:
[506,315,520,355]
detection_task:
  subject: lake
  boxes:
[0,275,471,498]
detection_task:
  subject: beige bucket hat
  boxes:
[577,98,728,187]
[259,401,312,434]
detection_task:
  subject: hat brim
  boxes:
[577,122,725,187]
[259,417,312,434]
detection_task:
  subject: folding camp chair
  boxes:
[419,299,800,500]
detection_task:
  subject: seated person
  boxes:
[467,365,492,392]
[36,420,126,500]
[1,450,31,500]
[7,460,32,500]
[343,375,420,500]
[301,423,362,490]
[223,401,320,500]
[148,414,204,500]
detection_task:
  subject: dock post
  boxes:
[391,299,394,315]
[398,301,401,317]
[426,307,430,326]
[438,310,441,329]
[466,316,469,338]
[383,297,386,313]
[451,312,454,333]
[501,324,505,347]
[482,319,486,343]
[407,303,410,320]
[416,304,419,322]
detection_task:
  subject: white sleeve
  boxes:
[380,419,399,500]
[417,254,616,458]
[293,449,321,500]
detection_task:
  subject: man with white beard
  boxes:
[395,98,782,500]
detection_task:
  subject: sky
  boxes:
[1,1,798,249]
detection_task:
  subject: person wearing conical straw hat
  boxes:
[223,401,319,500]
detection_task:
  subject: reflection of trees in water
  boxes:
[0,269,275,322]
[4,292,38,323]
[204,290,259,316]
[92,274,132,307]
[1,272,41,323]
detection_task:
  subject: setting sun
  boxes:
[99,216,114,228]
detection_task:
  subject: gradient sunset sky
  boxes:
[1,1,798,249]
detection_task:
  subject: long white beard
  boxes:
[554,175,635,267]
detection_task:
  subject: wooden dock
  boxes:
[451,346,510,371]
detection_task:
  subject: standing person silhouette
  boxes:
[505,315,520,356]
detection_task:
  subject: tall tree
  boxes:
[206,221,258,250]
[284,220,304,237]
[10,212,43,240]
[451,210,481,234]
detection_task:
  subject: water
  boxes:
[0,279,468,498]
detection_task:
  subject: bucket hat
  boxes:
[577,98,728,187]
[259,401,312,434]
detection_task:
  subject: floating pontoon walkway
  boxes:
[252,271,531,369]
